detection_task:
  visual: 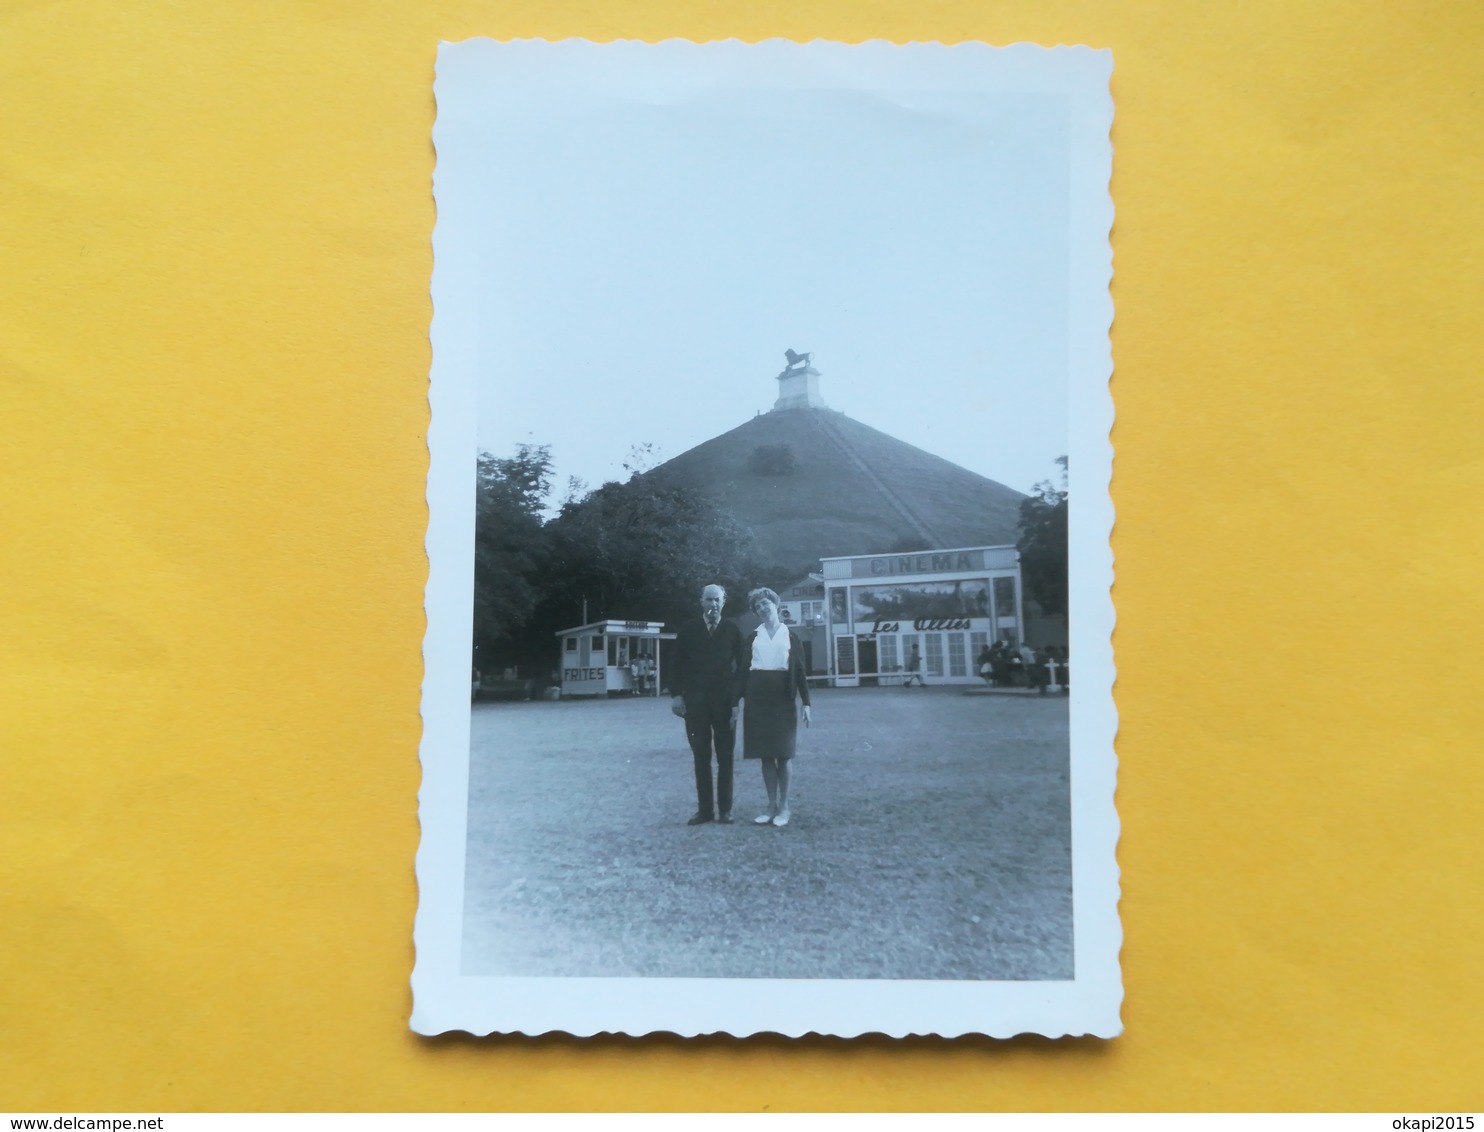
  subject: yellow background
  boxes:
[3,0,1481,1113]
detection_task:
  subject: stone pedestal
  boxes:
[774,364,827,410]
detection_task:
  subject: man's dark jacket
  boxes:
[670,617,747,705]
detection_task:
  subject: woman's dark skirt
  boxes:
[742,670,799,761]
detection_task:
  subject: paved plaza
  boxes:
[460,685,1073,981]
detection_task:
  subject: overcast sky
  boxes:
[455,68,1071,497]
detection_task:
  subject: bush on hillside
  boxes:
[748,443,798,477]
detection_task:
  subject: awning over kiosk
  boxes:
[555,619,672,697]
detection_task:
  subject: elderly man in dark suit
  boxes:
[670,583,748,825]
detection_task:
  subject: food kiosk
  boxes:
[555,619,672,697]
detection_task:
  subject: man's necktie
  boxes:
[706,614,718,633]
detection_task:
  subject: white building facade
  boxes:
[821,546,1024,686]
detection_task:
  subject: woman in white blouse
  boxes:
[740,587,813,827]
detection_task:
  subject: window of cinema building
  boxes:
[821,546,1024,686]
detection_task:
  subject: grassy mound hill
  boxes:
[645,406,1025,577]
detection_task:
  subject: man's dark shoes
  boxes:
[717,812,734,824]
[687,812,714,826]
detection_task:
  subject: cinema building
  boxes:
[818,546,1024,686]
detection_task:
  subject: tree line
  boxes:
[474,444,1070,679]
[1017,456,1069,622]
[473,444,762,678]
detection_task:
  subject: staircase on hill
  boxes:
[810,409,945,551]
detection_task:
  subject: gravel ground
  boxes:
[460,686,1072,980]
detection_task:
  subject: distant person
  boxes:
[670,584,748,826]
[1017,640,1036,688]
[741,587,812,827]
[902,644,925,687]
[976,644,994,686]
[989,640,1011,687]
[1054,646,1070,695]
[1030,646,1051,695]
[1002,639,1028,687]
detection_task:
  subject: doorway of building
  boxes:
[834,634,858,687]
[857,636,879,687]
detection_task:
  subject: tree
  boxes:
[1017,456,1068,618]
[472,444,553,668]
[541,474,760,631]
[621,442,663,478]
[469,440,765,676]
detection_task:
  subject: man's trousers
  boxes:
[684,690,735,818]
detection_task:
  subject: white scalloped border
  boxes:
[414,37,1118,1039]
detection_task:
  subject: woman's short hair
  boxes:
[747,586,781,610]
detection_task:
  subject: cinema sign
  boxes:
[866,551,982,577]
[826,546,1017,580]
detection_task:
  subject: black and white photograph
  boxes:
[414,38,1118,1038]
